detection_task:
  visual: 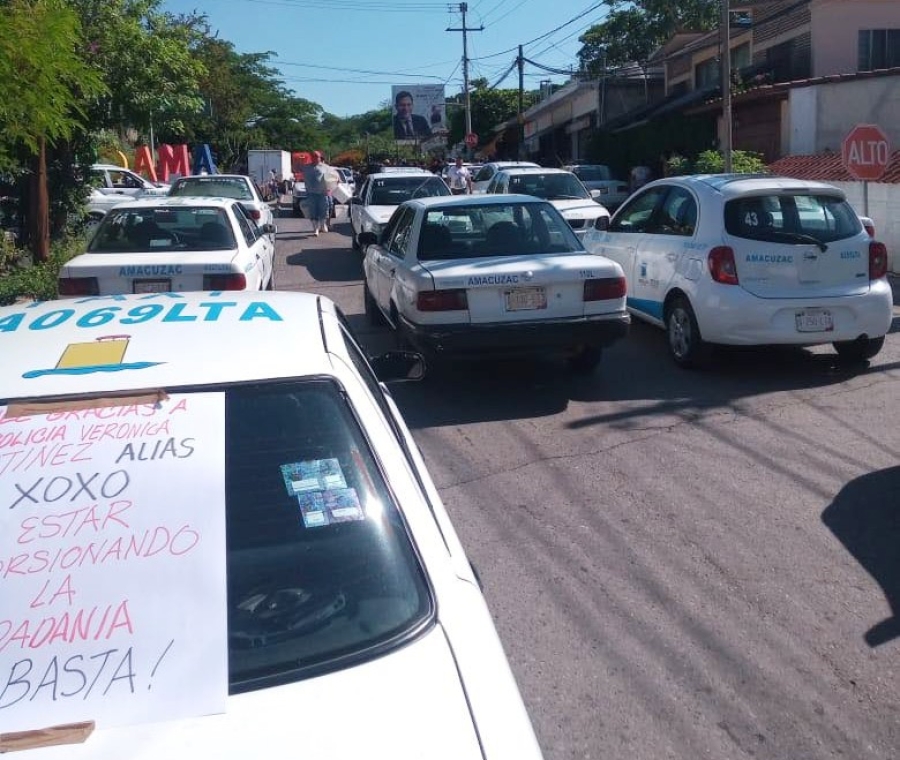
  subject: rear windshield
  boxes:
[370,177,450,206]
[87,207,237,252]
[724,193,862,244]
[419,201,582,260]
[170,177,254,201]
[572,166,613,182]
[225,380,433,692]
[507,172,590,201]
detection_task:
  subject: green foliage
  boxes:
[447,84,537,151]
[693,149,767,174]
[578,0,719,74]
[0,231,84,305]
[0,0,107,169]
[664,153,692,176]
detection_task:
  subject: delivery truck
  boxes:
[247,149,292,196]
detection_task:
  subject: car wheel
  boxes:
[364,282,385,325]
[833,335,884,363]
[567,346,602,374]
[666,296,711,369]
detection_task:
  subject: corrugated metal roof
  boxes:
[767,151,900,184]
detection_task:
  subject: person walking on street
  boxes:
[447,156,472,195]
[303,151,340,235]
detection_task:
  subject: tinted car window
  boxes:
[724,194,862,243]
[507,172,590,200]
[369,177,450,205]
[610,187,668,232]
[572,166,613,182]
[652,187,698,236]
[171,177,255,201]
[226,380,433,693]
[88,206,234,252]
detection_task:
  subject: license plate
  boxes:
[504,286,547,311]
[795,308,833,332]
[133,279,171,294]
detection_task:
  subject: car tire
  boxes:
[833,335,884,363]
[666,296,712,369]
[364,283,385,325]
[567,346,602,374]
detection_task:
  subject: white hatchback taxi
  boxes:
[0,291,544,760]
[359,194,629,372]
[486,167,610,240]
[582,174,893,367]
[349,172,450,250]
[58,197,276,297]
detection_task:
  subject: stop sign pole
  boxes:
[842,123,892,215]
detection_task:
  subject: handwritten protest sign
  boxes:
[0,393,227,733]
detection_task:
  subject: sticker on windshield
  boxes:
[281,458,347,495]
[296,488,364,528]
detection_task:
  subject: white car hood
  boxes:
[23,626,482,760]
[551,198,607,217]
[363,205,397,225]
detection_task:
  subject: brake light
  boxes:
[869,241,888,280]
[203,273,246,290]
[58,277,99,296]
[583,276,626,301]
[708,246,739,285]
[247,209,261,221]
[416,289,468,311]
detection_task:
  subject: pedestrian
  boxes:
[302,151,340,235]
[446,156,472,195]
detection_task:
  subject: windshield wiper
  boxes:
[762,230,828,252]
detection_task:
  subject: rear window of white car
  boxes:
[419,201,582,260]
[571,166,613,182]
[88,207,237,252]
[506,172,590,201]
[370,177,450,206]
[226,380,433,692]
[724,193,862,244]
[170,177,254,201]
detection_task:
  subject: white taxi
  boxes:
[0,291,544,760]
[167,174,277,240]
[359,194,630,373]
[486,167,610,240]
[582,174,893,367]
[349,171,450,251]
[58,197,276,297]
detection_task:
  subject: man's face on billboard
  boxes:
[396,96,413,117]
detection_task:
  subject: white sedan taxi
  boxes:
[349,171,450,250]
[359,194,630,372]
[582,174,893,367]
[486,167,610,240]
[58,197,276,296]
[0,291,544,760]
[167,174,277,239]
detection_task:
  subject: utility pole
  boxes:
[517,44,524,159]
[720,0,733,172]
[447,2,483,150]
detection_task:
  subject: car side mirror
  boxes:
[593,216,609,231]
[590,189,602,200]
[358,231,378,248]
[370,350,426,382]
[261,223,276,234]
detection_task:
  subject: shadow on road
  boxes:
[821,466,900,647]
[285,242,362,283]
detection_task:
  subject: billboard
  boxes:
[391,85,447,142]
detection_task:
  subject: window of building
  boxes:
[858,29,900,71]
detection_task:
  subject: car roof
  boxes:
[94,196,240,210]
[1,292,336,403]
[496,167,570,175]
[644,173,847,200]
[368,171,435,180]
[409,193,549,209]
[486,161,539,168]
[173,174,251,182]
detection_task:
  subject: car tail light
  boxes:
[58,277,99,296]
[869,241,888,280]
[203,273,247,290]
[247,209,261,221]
[708,246,739,285]
[862,218,875,237]
[416,289,468,311]
[583,276,626,301]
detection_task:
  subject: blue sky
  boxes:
[160,0,609,117]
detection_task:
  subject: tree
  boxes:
[578,0,719,75]
[447,80,537,151]
[0,0,106,261]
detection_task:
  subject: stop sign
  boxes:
[465,132,478,148]
[842,123,892,181]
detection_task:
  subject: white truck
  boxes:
[247,150,292,198]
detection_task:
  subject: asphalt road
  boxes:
[274,204,900,760]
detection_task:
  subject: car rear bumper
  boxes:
[399,312,631,357]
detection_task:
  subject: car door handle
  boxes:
[666,252,678,262]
